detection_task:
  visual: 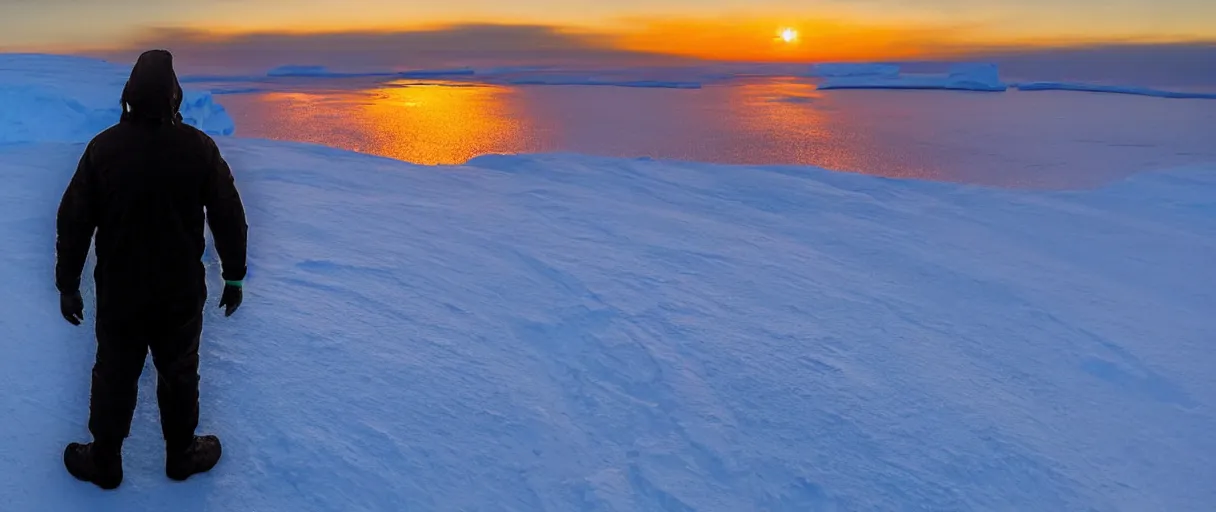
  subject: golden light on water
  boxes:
[237,79,889,172]
[353,81,531,165]
[248,81,533,165]
[726,79,932,180]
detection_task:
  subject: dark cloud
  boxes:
[89,24,695,74]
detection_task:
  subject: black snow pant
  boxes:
[89,310,203,453]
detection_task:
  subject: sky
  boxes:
[2,0,1214,66]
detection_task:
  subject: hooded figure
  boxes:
[55,49,248,490]
[120,49,185,125]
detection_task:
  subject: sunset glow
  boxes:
[237,83,532,165]
[2,0,1213,63]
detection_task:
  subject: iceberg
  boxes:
[178,90,236,135]
[0,54,234,142]
[1014,81,1216,99]
[946,62,1004,90]
[818,62,1007,92]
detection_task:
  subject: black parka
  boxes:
[56,50,247,320]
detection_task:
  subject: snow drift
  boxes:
[819,62,1007,92]
[3,139,1214,511]
[1014,81,1216,99]
[1,53,1214,511]
[0,54,234,143]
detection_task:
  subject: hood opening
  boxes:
[120,49,184,124]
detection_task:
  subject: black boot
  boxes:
[166,435,222,481]
[64,441,123,490]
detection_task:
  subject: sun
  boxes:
[780,28,798,43]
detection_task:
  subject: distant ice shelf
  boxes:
[809,63,901,78]
[265,65,476,79]
[1014,81,1216,99]
[502,77,703,89]
[818,63,1007,92]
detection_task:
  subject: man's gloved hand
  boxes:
[61,290,84,326]
[218,281,243,317]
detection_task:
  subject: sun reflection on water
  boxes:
[725,78,938,180]
[249,81,534,165]
[220,77,1216,188]
[351,81,532,165]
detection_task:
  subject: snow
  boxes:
[0,54,234,142]
[819,63,1007,92]
[1015,81,1216,99]
[3,139,1215,511]
[809,63,900,78]
[948,62,1003,89]
[2,53,1216,510]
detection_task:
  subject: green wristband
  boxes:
[224,280,244,288]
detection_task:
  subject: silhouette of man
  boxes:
[55,49,248,490]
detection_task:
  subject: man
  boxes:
[55,49,248,490]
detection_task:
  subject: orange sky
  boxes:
[612,17,981,62]
[4,0,1214,62]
